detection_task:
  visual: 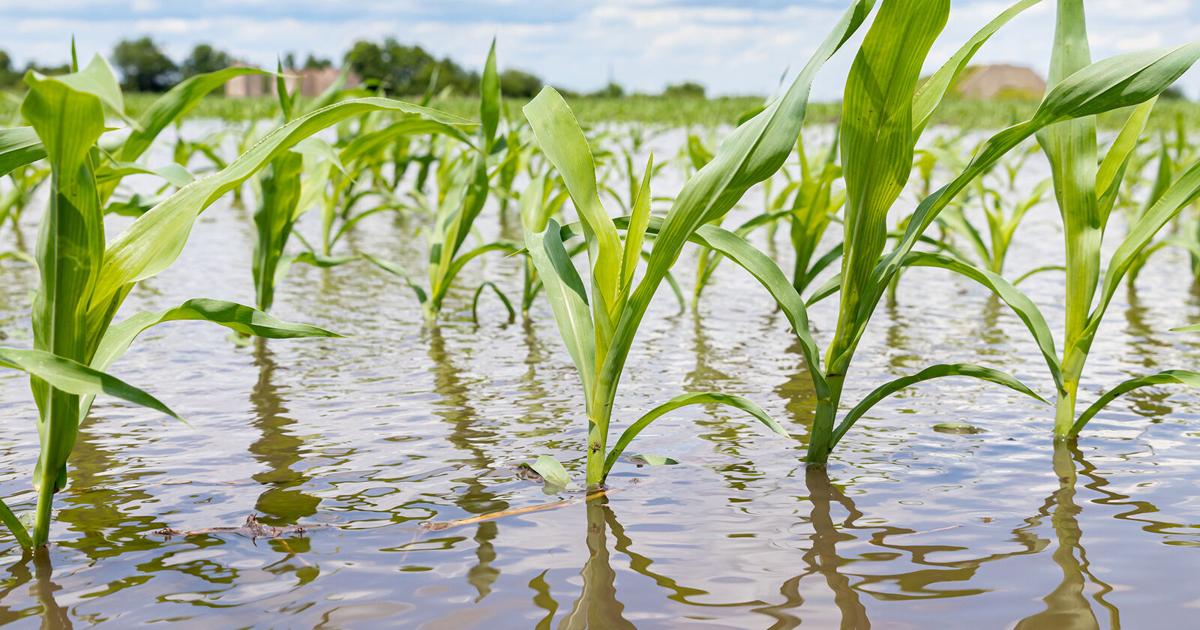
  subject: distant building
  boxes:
[954,64,1045,100]
[224,65,360,98]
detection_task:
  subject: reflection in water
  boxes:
[1017,443,1118,629]
[426,327,509,600]
[250,338,321,523]
[803,468,870,628]
[57,419,164,560]
[1121,288,1174,420]
[0,551,70,629]
[558,498,635,630]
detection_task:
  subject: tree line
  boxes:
[0,37,708,99]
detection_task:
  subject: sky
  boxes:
[2,0,1199,100]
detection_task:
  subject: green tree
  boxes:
[111,37,178,92]
[303,54,332,70]
[343,38,476,95]
[663,81,705,99]
[499,68,542,98]
[589,81,625,98]
[0,50,19,88]
[180,43,231,78]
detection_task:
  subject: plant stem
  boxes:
[32,476,55,547]
[805,374,845,466]
[585,410,609,488]
[1055,350,1086,438]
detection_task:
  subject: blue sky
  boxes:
[2,0,1198,99]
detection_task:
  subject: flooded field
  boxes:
[1,123,1198,628]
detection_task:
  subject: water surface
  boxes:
[0,124,1198,628]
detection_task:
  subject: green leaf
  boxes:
[912,0,1039,136]
[525,455,571,490]
[1073,370,1200,434]
[603,392,788,476]
[93,97,475,318]
[620,153,654,291]
[480,39,501,149]
[92,298,338,373]
[1092,154,1200,333]
[835,0,949,366]
[0,127,46,177]
[523,219,596,402]
[523,88,623,314]
[119,66,271,163]
[0,496,32,548]
[22,61,110,498]
[0,347,178,420]
[834,363,1047,446]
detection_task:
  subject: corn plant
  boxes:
[520,0,878,488]
[930,0,1200,437]
[936,166,1053,282]
[693,133,845,304]
[248,67,359,312]
[0,56,475,548]
[674,0,1198,464]
[366,42,520,322]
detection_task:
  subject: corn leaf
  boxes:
[603,392,788,476]
[1072,370,1200,434]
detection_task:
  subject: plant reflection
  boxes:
[558,497,635,629]
[427,326,508,601]
[0,550,70,629]
[250,338,321,524]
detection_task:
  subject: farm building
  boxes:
[954,64,1045,99]
[224,66,359,97]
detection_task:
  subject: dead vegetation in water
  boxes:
[153,514,329,541]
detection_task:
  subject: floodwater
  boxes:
[1,123,1198,628]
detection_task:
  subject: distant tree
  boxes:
[344,38,476,95]
[25,61,71,76]
[111,37,178,92]
[0,50,19,88]
[180,43,231,78]
[282,52,298,71]
[590,81,625,98]
[663,81,705,99]
[1161,85,1188,101]
[303,54,333,70]
[499,68,542,98]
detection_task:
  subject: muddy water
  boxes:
[0,124,1198,628]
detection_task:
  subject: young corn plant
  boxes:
[933,0,1200,437]
[521,0,877,488]
[681,0,1198,464]
[0,56,475,548]
[693,133,845,304]
[366,42,519,322]
[248,67,359,312]
[936,164,1053,283]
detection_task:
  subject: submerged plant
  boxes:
[935,0,1200,437]
[676,0,1198,464]
[366,42,518,322]
[520,0,878,487]
[0,54,475,548]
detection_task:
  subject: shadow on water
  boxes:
[426,326,509,601]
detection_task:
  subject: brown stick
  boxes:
[420,486,619,532]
